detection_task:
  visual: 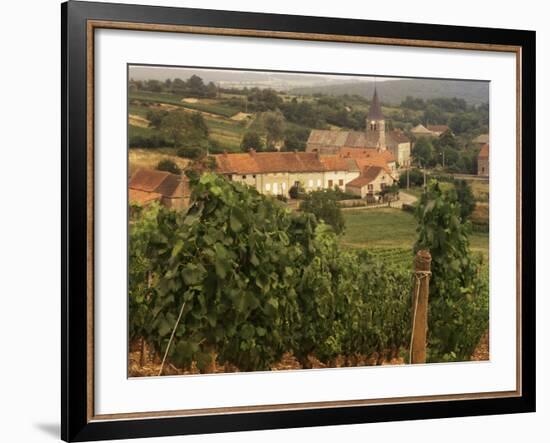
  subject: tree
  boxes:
[146,109,169,129]
[299,190,345,235]
[206,82,218,98]
[398,168,424,188]
[186,74,206,96]
[412,137,434,166]
[435,130,458,151]
[283,126,310,151]
[453,179,476,220]
[156,159,181,175]
[160,110,209,148]
[423,104,447,125]
[241,131,263,151]
[263,111,285,149]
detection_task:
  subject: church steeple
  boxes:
[367,87,384,121]
[366,85,386,150]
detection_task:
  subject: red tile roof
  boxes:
[129,169,172,193]
[353,157,391,174]
[129,169,189,199]
[478,143,489,159]
[346,166,385,188]
[213,151,326,174]
[319,155,351,171]
[213,149,396,176]
[339,147,395,164]
[129,189,162,204]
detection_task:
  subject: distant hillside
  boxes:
[129,66,349,90]
[291,79,489,106]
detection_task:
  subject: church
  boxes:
[305,88,412,167]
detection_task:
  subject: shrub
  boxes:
[129,134,173,148]
[299,189,346,235]
[398,168,424,188]
[177,146,204,160]
[156,159,181,175]
[288,183,305,199]
[241,131,263,151]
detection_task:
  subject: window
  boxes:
[308,179,313,188]
[328,179,333,188]
[338,179,344,186]
[368,184,374,191]
[252,174,256,178]
[265,183,271,191]
[242,175,247,179]
[273,183,278,194]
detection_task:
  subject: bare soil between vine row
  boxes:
[128,331,489,377]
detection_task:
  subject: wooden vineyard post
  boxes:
[410,250,432,364]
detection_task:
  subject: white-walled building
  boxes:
[213,149,395,198]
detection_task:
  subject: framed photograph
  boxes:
[62,1,535,441]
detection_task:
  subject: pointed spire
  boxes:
[367,82,384,121]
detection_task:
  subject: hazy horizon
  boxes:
[128,65,489,105]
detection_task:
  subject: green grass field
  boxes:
[340,208,489,266]
[206,118,247,151]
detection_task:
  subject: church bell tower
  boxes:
[366,86,386,150]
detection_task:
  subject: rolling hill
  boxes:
[291,78,489,106]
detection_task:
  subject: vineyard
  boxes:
[129,174,489,376]
[367,248,414,269]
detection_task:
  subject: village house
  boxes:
[212,148,395,198]
[477,143,489,176]
[318,155,361,190]
[338,147,397,174]
[473,133,490,147]
[214,151,328,196]
[305,89,412,167]
[345,165,395,198]
[129,169,190,210]
[410,124,451,139]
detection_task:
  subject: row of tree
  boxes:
[130,75,218,98]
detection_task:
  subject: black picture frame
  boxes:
[62,1,536,441]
